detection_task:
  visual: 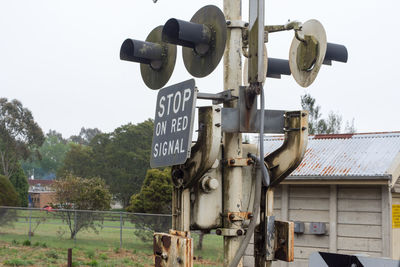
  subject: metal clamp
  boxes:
[216,228,246,237]
[226,158,254,167]
[226,20,248,29]
[227,212,253,222]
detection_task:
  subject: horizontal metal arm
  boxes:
[264,21,302,33]
[197,90,237,104]
[221,108,285,134]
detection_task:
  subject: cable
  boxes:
[229,84,269,267]
[229,154,262,267]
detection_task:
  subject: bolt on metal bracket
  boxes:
[226,158,254,167]
[226,20,248,29]
[216,228,246,237]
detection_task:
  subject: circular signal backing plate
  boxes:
[182,5,227,78]
[289,19,327,88]
[243,44,268,86]
[140,26,177,90]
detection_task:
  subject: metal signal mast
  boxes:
[120,1,348,266]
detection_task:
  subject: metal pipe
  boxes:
[163,18,212,55]
[223,0,243,266]
[120,39,163,68]
[324,43,348,64]
[267,58,291,78]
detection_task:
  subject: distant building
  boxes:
[28,179,56,208]
[244,132,400,266]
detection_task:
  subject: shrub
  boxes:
[22,240,31,246]
[0,175,19,226]
[45,250,58,259]
[99,253,108,260]
[86,250,95,259]
[4,258,33,266]
[86,260,98,266]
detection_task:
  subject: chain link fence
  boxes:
[0,206,171,249]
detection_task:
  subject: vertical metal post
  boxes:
[67,248,72,267]
[255,186,267,266]
[28,208,32,241]
[223,0,243,266]
[266,189,274,267]
[74,209,77,245]
[120,212,123,249]
[172,187,191,231]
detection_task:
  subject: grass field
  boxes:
[0,210,223,266]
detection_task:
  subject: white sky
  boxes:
[1,0,399,138]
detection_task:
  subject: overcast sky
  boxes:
[1,0,399,138]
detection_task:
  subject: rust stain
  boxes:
[161,235,171,249]
[314,133,354,139]
[153,236,162,255]
[155,256,162,267]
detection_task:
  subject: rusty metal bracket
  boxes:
[265,110,308,187]
[226,158,254,167]
[274,220,294,262]
[169,229,190,238]
[227,212,253,222]
[171,106,221,189]
[215,228,246,237]
[154,230,193,267]
[197,89,237,105]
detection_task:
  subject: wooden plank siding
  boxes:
[245,185,387,267]
[337,186,383,256]
[288,185,330,261]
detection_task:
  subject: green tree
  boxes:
[301,94,322,135]
[69,127,102,145]
[90,120,154,207]
[0,174,19,225]
[22,130,70,180]
[57,120,153,207]
[52,174,112,239]
[301,94,353,134]
[0,174,19,206]
[57,144,95,178]
[9,163,29,207]
[128,168,172,214]
[0,98,45,179]
[127,168,172,241]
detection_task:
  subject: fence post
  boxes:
[120,212,122,249]
[68,248,72,267]
[28,208,32,241]
[74,209,77,246]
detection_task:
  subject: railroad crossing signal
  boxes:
[120,26,177,89]
[120,2,348,267]
[162,5,227,78]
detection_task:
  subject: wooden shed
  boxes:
[244,132,400,266]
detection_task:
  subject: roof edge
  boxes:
[286,174,391,180]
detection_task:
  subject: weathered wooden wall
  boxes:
[243,184,389,267]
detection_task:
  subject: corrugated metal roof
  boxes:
[263,132,400,177]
